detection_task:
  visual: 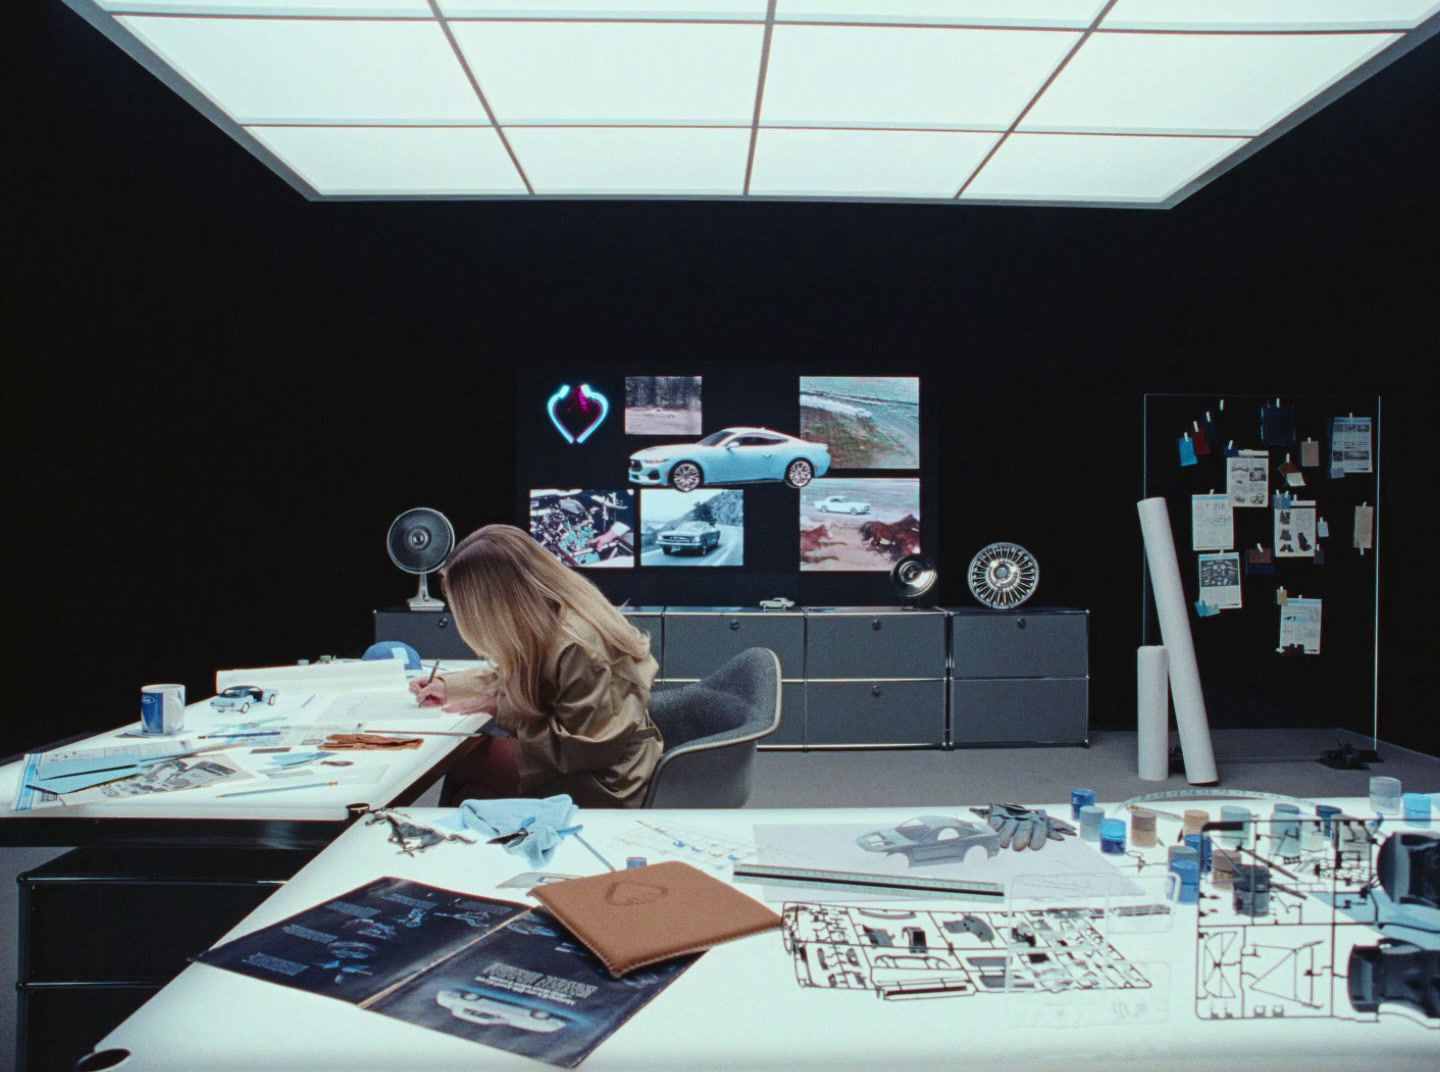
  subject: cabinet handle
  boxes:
[439,616,450,629]
[871,619,882,631]
[1016,618,1026,630]
[871,685,882,697]
[729,620,741,631]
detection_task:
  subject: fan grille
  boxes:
[967,543,1039,609]
[387,508,455,576]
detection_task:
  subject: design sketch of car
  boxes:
[209,685,278,712]
[815,495,872,515]
[658,521,722,555]
[855,816,1001,865]
[436,989,568,1033]
[628,427,831,492]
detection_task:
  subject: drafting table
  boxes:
[84,797,1440,1071]
[0,663,492,850]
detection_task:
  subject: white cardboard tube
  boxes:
[1138,497,1219,785]
[1137,645,1170,781]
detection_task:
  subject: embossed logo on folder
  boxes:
[604,881,666,907]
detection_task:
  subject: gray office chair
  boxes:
[642,647,782,808]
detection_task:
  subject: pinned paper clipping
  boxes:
[1278,598,1323,655]
[1354,503,1375,553]
[1191,493,1234,551]
[1275,498,1317,558]
[1198,552,1242,610]
[1300,438,1320,468]
[1330,416,1373,476]
[1227,450,1268,507]
[1278,454,1306,489]
[1179,433,1197,467]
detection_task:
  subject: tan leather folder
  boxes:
[533,860,781,977]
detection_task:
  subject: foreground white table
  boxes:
[83,796,1439,1071]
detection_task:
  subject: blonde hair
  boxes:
[440,524,651,720]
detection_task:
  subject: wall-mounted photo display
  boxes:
[528,488,635,568]
[799,478,921,572]
[640,488,744,567]
[800,376,920,469]
[625,376,703,436]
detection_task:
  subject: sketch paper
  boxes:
[752,822,1139,904]
[1330,417,1373,474]
[216,659,407,697]
[1198,553,1243,610]
[1190,494,1234,551]
[1274,500,1318,558]
[1279,598,1323,654]
[12,739,207,812]
[1226,450,1269,507]
[1354,505,1375,550]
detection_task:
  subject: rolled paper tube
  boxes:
[1183,809,1210,836]
[1138,498,1219,784]
[1136,646,1170,781]
[1131,808,1158,847]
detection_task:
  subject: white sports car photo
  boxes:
[815,495,872,515]
[628,427,831,492]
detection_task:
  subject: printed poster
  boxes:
[1226,450,1269,508]
[1274,499,1318,558]
[1279,598,1323,654]
[1330,417,1373,475]
[1198,552,1243,610]
[1191,493,1234,551]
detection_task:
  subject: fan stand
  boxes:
[407,571,446,613]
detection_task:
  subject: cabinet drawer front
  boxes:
[373,610,475,660]
[622,611,664,663]
[951,678,1088,745]
[806,681,945,746]
[805,611,946,680]
[662,613,805,679]
[950,610,1088,679]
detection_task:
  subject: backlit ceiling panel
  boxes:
[65,1,1440,207]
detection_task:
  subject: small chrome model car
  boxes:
[658,520,722,555]
[209,685,278,713]
[855,816,1001,865]
[436,989,567,1033]
[759,597,796,610]
[815,495,872,515]
[628,427,831,491]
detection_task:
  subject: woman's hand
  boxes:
[410,678,449,708]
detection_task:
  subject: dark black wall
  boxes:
[8,4,1437,759]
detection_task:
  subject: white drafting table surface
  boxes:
[90,798,1439,1071]
[0,673,490,829]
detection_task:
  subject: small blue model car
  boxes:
[856,816,1001,865]
[658,521,722,555]
[629,427,831,492]
[209,685,278,713]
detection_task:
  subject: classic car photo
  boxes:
[435,989,568,1033]
[208,685,278,712]
[658,520,722,555]
[855,816,1001,865]
[628,427,831,491]
[815,494,872,515]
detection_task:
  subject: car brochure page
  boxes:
[197,877,694,1067]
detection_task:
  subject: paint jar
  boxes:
[1233,864,1271,917]
[1168,846,1200,904]
[1403,793,1433,827]
[1212,848,1241,889]
[1184,833,1213,873]
[1272,803,1303,857]
[1130,808,1158,848]
[1079,805,1105,843]
[1100,818,1127,855]
[1183,809,1210,836]
[1071,787,1096,821]
[1315,804,1342,839]
[1369,776,1402,813]
[1218,805,1252,848]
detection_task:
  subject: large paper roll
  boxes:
[1137,645,1170,781]
[1138,497,1219,785]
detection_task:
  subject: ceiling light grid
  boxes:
[68,0,1440,205]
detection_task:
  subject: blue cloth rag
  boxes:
[446,795,579,868]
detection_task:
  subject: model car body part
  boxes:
[855,815,1002,866]
[628,427,831,491]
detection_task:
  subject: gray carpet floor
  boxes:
[3,728,1435,1070]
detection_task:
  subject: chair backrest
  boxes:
[642,647,781,808]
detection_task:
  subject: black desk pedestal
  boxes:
[16,847,311,1072]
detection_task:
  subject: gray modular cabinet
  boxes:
[373,607,475,659]
[947,607,1090,746]
[804,608,948,747]
[656,608,808,746]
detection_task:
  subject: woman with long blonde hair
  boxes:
[411,524,662,807]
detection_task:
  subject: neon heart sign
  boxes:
[546,383,610,445]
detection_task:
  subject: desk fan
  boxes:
[387,507,455,612]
